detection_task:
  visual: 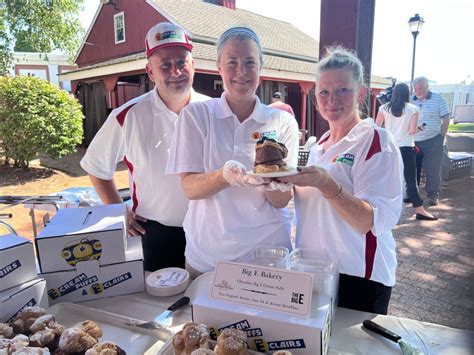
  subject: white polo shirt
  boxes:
[166,92,299,272]
[295,119,403,287]
[379,103,419,147]
[80,88,209,226]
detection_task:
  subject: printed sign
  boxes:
[211,261,313,316]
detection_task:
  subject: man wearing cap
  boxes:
[80,22,209,272]
[269,91,295,116]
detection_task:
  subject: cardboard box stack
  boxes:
[36,203,145,304]
[0,234,48,322]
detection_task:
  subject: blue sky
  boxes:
[80,0,474,84]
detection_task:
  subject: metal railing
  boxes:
[0,195,64,237]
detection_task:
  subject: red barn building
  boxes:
[60,0,390,145]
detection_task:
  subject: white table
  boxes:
[82,291,472,355]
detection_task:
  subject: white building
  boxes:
[10,52,77,92]
[430,83,474,115]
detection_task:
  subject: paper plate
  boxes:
[248,167,298,178]
[184,271,214,302]
[146,267,190,297]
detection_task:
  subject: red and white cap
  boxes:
[145,22,193,58]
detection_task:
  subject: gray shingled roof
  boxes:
[65,42,316,77]
[150,0,319,60]
[66,1,383,82]
[192,42,316,75]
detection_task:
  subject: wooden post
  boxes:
[317,0,376,137]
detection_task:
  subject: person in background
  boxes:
[80,22,209,272]
[269,91,295,116]
[280,47,403,314]
[411,76,450,206]
[166,27,299,278]
[376,83,437,221]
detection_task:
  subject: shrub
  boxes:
[0,76,83,168]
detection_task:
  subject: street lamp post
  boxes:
[409,14,424,89]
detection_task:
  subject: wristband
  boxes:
[322,183,343,200]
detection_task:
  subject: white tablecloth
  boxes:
[82,291,472,355]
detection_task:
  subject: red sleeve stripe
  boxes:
[123,156,138,212]
[364,230,377,279]
[365,130,381,161]
[115,103,137,127]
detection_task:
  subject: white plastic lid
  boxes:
[145,267,190,297]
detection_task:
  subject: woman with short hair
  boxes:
[166,27,299,277]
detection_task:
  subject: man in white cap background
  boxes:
[81,22,209,272]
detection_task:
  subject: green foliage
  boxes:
[0,76,84,168]
[0,0,84,75]
[448,123,474,133]
[14,31,38,52]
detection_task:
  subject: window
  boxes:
[114,12,125,44]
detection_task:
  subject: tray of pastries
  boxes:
[0,302,172,354]
[158,322,292,355]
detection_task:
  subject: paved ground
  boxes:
[4,148,473,331]
[389,179,473,331]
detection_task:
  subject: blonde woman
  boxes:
[281,47,403,314]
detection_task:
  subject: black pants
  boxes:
[338,274,392,315]
[137,219,186,272]
[400,146,423,208]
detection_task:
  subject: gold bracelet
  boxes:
[322,183,344,200]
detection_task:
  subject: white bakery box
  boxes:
[0,278,49,323]
[0,233,38,292]
[35,203,127,273]
[40,231,145,305]
[192,291,331,355]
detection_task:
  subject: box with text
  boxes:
[41,258,144,305]
[0,278,48,323]
[0,234,38,292]
[192,292,331,354]
[36,204,127,273]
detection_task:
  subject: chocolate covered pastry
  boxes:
[214,328,248,355]
[190,350,216,355]
[0,322,14,338]
[12,307,47,335]
[84,341,126,355]
[78,321,102,340]
[0,334,30,353]
[29,328,58,349]
[29,315,64,335]
[27,314,64,352]
[57,328,97,354]
[172,322,210,355]
[254,137,289,173]
[12,346,51,354]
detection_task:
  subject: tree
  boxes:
[14,31,38,52]
[0,76,84,168]
[0,0,84,75]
